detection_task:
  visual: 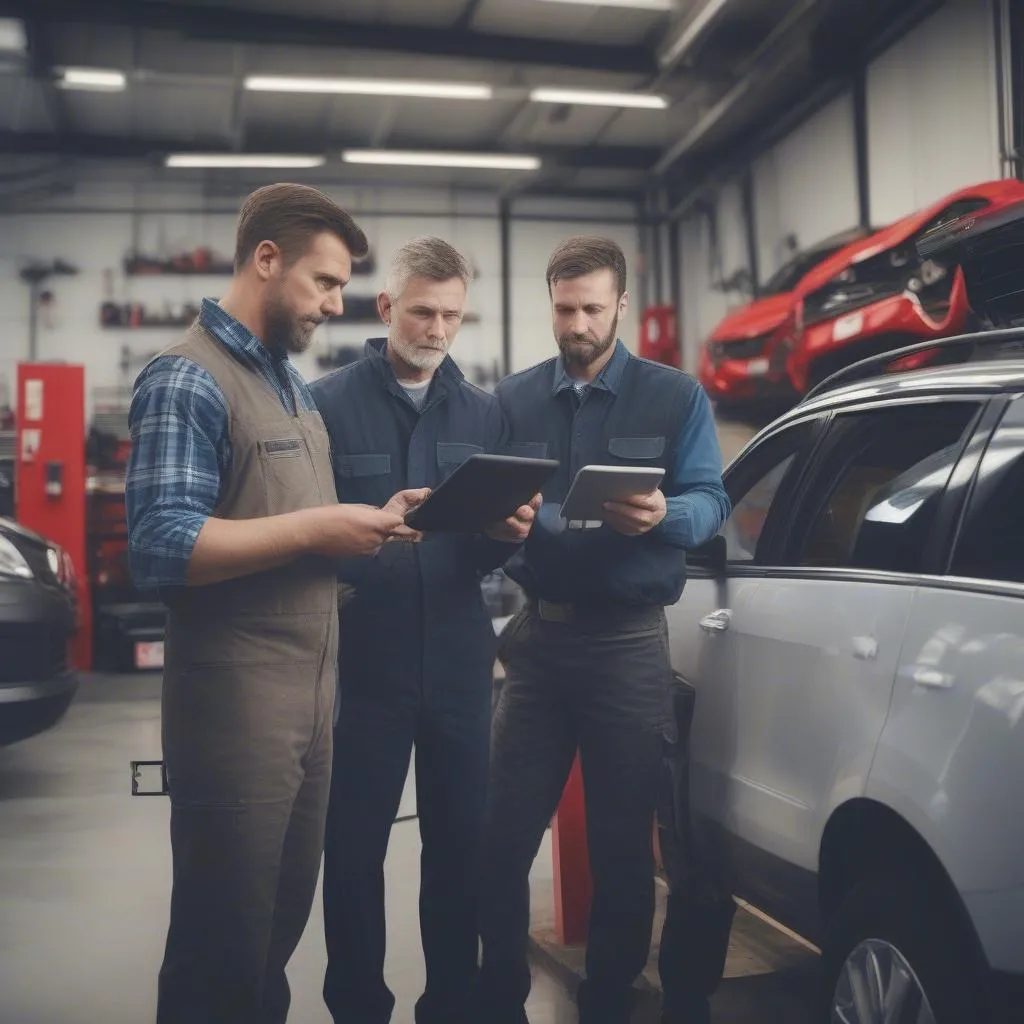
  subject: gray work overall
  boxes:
[155,325,339,1024]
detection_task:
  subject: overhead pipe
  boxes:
[655,0,826,179]
[993,0,1021,179]
[657,0,733,74]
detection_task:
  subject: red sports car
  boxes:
[698,228,871,408]
[700,179,1024,405]
[784,178,1024,393]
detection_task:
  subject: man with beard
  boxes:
[126,183,427,1024]
[475,237,731,1024]
[309,236,539,1024]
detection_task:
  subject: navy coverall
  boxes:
[310,339,515,1024]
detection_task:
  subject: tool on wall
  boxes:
[18,259,78,361]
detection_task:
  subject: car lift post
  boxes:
[551,753,592,946]
[15,363,91,669]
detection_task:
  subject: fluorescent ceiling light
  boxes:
[530,87,667,109]
[342,150,540,171]
[244,75,492,100]
[0,18,26,52]
[533,0,674,10]
[58,67,127,91]
[165,153,326,169]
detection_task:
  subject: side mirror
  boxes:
[689,534,727,576]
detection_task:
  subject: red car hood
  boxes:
[708,292,794,343]
[795,178,1024,298]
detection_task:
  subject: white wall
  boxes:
[674,0,1005,355]
[0,171,640,421]
[867,0,1001,225]
[677,178,752,371]
[508,202,641,373]
[753,89,860,278]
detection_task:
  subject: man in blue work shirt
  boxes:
[475,236,731,1024]
[310,237,537,1024]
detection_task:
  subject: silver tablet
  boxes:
[560,464,665,523]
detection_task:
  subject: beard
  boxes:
[389,329,450,373]
[557,313,618,372]
[263,289,323,355]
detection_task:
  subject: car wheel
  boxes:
[820,875,986,1024]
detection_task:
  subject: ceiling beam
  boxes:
[0,0,658,74]
[22,17,72,136]
[453,0,486,32]
[0,130,661,172]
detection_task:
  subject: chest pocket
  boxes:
[436,442,483,480]
[507,441,550,459]
[258,436,316,515]
[608,436,666,464]
[335,453,392,478]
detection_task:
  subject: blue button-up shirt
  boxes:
[125,299,318,591]
[549,341,728,548]
[497,340,730,606]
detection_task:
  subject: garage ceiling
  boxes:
[0,0,941,202]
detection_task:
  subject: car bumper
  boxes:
[790,291,970,392]
[699,351,793,403]
[0,669,78,704]
[0,579,76,684]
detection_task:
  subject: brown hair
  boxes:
[546,236,627,297]
[234,183,369,271]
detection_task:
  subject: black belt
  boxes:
[527,597,663,630]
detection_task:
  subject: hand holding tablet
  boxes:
[403,454,558,534]
[560,465,666,532]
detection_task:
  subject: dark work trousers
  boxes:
[477,602,676,1024]
[656,681,736,1024]
[156,642,335,1024]
[322,673,492,1024]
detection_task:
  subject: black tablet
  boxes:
[405,453,559,533]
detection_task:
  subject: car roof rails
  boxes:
[802,326,1024,403]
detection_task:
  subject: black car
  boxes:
[0,518,79,744]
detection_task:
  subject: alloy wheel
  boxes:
[832,938,937,1024]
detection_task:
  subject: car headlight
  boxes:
[0,536,33,579]
[709,334,770,364]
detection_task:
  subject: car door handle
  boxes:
[699,609,732,634]
[852,636,878,661]
[899,665,954,690]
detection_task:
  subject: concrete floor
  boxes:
[0,666,819,1024]
[0,672,581,1024]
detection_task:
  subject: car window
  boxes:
[723,421,816,562]
[951,402,1024,583]
[917,198,990,239]
[762,250,840,296]
[794,403,979,574]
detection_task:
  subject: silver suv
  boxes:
[670,333,1024,1023]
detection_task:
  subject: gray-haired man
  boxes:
[310,237,538,1024]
